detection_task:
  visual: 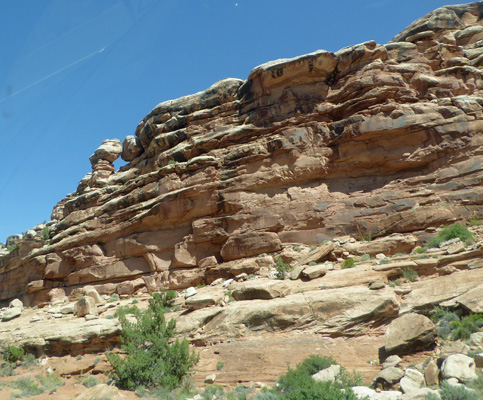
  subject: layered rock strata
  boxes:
[3,2,483,305]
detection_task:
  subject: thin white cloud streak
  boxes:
[0,47,106,103]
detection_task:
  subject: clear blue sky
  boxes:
[0,0,466,243]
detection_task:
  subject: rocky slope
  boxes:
[1,2,483,397]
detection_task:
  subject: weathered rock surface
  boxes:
[384,313,436,356]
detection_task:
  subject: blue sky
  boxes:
[0,0,466,242]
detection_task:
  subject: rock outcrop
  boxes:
[5,3,483,305]
[1,4,483,392]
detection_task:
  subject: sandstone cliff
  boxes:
[3,2,483,306]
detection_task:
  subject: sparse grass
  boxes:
[413,247,427,254]
[0,361,17,377]
[469,216,482,226]
[341,258,355,269]
[7,373,65,397]
[438,380,480,400]
[293,246,302,252]
[108,293,120,303]
[217,361,224,371]
[389,279,403,287]
[402,267,418,282]
[309,245,317,252]
[21,354,38,368]
[427,223,474,248]
[379,258,391,264]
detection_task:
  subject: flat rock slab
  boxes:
[186,291,224,310]
[0,315,121,356]
[192,334,384,388]
[454,284,483,313]
[178,286,399,338]
[231,279,291,301]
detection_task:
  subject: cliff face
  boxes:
[3,2,483,304]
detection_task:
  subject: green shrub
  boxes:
[217,361,224,371]
[295,355,337,375]
[107,292,199,391]
[379,258,391,264]
[275,257,292,280]
[3,346,24,363]
[114,305,140,318]
[438,380,479,400]
[293,246,302,252]
[131,298,139,304]
[402,268,418,282]
[359,254,370,262]
[341,259,355,269]
[413,247,427,254]
[431,307,483,340]
[427,223,474,248]
[42,226,50,240]
[82,375,98,388]
[201,385,225,400]
[450,314,483,340]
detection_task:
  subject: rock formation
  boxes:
[5,3,483,304]
[1,3,483,392]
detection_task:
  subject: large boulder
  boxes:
[441,354,477,383]
[121,135,143,162]
[74,296,98,317]
[384,313,436,356]
[373,367,405,389]
[400,368,425,394]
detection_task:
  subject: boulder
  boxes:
[373,367,405,389]
[469,332,483,347]
[121,135,143,162]
[83,286,104,304]
[424,359,439,387]
[400,368,425,394]
[475,353,483,368]
[9,299,23,308]
[382,355,402,369]
[1,307,22,321]
[439,341,469,359]
[220,232,282,261]
[384,313,436,355]
[185,287,197,299]
[454,284,483,313]
[186,291,224,310]
[74,296,98,317]
[400,388,441,400]
[301,264,328,280]
[231,280,291,300]
[75,383,126,400]
[441,354,477,383]
[295,241,334,266]
[312,364,340,383]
